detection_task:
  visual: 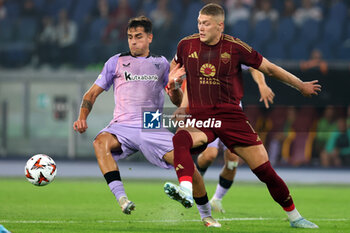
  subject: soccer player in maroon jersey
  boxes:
[164,3,320,229]
[196,65,274,214]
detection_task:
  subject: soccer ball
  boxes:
[25,154,57,186]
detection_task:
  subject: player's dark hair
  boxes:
[127,16,152,34]
[199,3,225,18]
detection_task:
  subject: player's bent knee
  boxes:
[201,148,218,162]
[225,151,239,162]
[93,137,103,149]
[94,133,120,151]
[93,137,117,161]
[93,134,111,152]
[206,154,216,163]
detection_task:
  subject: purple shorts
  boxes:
[97,123,174,169]
[207,138,227,151]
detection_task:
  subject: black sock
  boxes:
[194,193,209,205]
[219,175,233,189]
[104,170,121,184]
[195,160,208,176]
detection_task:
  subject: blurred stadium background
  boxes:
[0,0,350,176]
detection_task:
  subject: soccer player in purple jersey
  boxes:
[164,3,321,229]
[73,16,220,227]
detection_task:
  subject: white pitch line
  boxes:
[0,218,273,224]
[96,217,274,223]
[0,218,348,224]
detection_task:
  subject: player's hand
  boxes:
[166,64,186,96]
[299,80,321,97]
[73,119,88,133]
[258,85,275,109]
[172,107,187,123]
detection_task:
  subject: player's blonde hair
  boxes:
[199,3,225,23]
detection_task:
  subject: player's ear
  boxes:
[148,33,153,43]
[218,21,224,33]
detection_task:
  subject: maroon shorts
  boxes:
[189,104,262,153]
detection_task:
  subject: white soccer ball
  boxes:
[24,154,57,186]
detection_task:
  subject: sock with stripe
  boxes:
[104,170,127,201]
[194,194,211,219]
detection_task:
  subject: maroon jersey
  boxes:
[174,33,262,110]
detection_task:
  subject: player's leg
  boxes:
[140,129,220,227]
[163,151,221,227]
[172,127,212,194]
[93,132,135,214]
[210,149,239,213]
[196,139,219,176]
[221,149,239,184]
[234,144,318,228]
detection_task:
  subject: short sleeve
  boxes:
[94,55,119,91]
[235,38,263,69]
[173,41,184,65]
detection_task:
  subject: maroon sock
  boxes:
[252,161,294,209]
[173,130,194,183]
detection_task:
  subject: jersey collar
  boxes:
[129,51,151,58]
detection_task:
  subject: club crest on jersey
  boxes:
[154,63,161,69]
[124,71,159,82]
[200,63,216,77]
[220,52,231,64]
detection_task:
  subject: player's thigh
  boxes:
[233,144,269,170]
[163,150,174,165]
[177,126,212,148]
[94,132,122,152]
[201,147,219,162]
[224,149,239,162]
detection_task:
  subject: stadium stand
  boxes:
[228,19,250,42]
[0,0,349,67]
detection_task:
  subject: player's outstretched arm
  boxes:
[166,61,186,106]
[73,84,104,134]
[249,67,275,108]
[258,57,321,97]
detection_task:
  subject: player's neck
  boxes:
[130,50,150,58]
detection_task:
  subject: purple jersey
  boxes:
[95,52,169,126]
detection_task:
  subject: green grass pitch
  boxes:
[1,178,349,233]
